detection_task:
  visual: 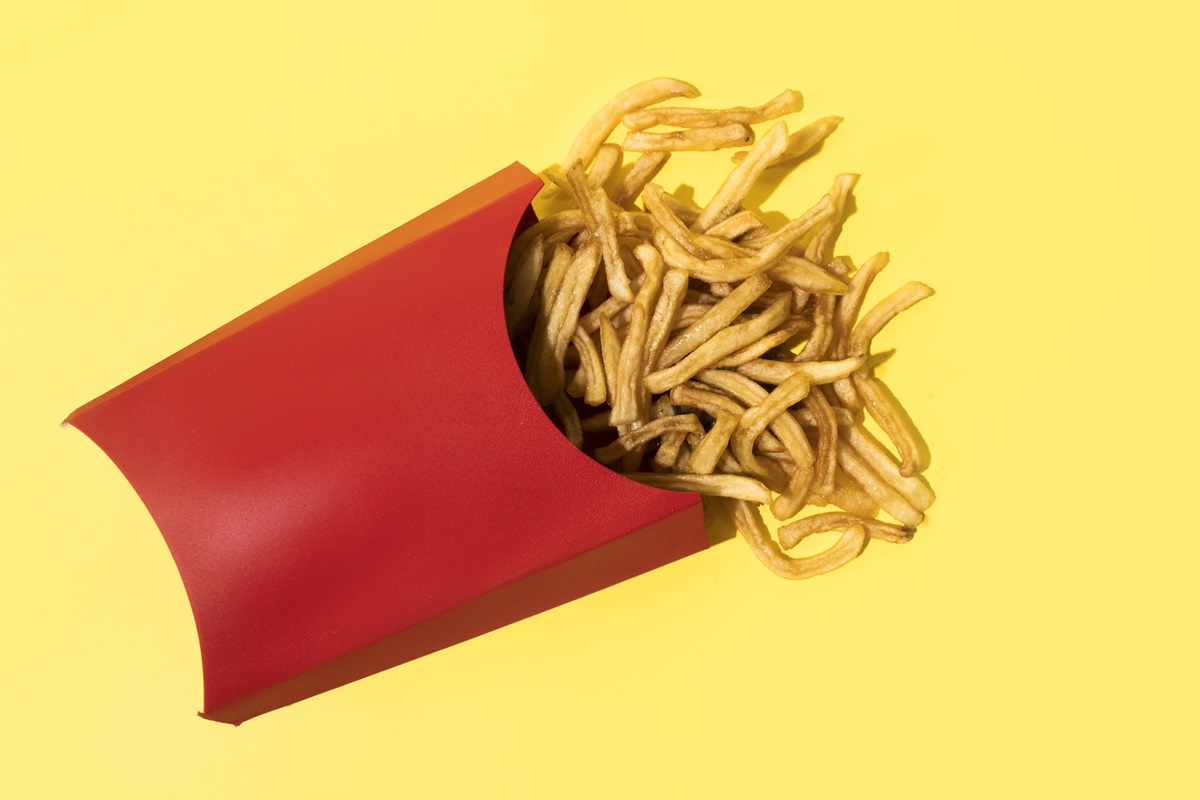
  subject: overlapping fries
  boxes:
[505,78,935,580]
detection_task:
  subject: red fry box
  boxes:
[67,163,709,725]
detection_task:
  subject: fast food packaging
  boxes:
[67,163,710,725]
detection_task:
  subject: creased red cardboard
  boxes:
[67,163,708,724]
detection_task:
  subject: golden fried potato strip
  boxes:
[778,512,913,550]
[611,245,665,425]
[627,474,773,504]
[692,121,790,232]
[622,89,802,131]
[723,499,868,580]
[623,124,754,153]
[611,151,670,208]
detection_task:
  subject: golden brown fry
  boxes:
[821,470,882,518]
[669,382,747,418]
[804,387,839,497]
[847,281,936,358]
[597,314,622,408]
[778,511,913,550]
[623,124,754,153]
[836,443,924,528]
[642,182,704,256]
[526,241,601,404]
[695,234,848,294]
[695,368,815,497]
[622,89,803,131]
[723,499,867,580]
[793,403,857,429]
[571,327,608,407]
[644,295,791,394]
[683,412,740,475]
[648,397,685,469]
[693,121,790,232]
[565,77,699,170]
[611,151,670,208]
[567,161,633,303]
[538,242,575,318]
[506,211,585,283]
[704,210,771,241]
[832,251,890,355]
[734,355,864,386]
[805,173,858,265]
[659,273,773,368]
[844,423,934,510]
[714,319,809,367]
[731,115,842,165]
[642,268,690,374]
[797,292,837,361]
[504,234,544,337]
[611,245,665,425]
[731,365,821,478]
[627,473,772,504]
[588,143,623,190]
[594,414,705,464]
[852,373,926,477]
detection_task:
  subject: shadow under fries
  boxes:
[742,140,846,230]
[701,496,739,546]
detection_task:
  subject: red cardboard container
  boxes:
[67,163,709,725]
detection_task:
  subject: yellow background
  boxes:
[4,1,1197,797]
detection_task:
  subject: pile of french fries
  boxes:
[504,78,934,579]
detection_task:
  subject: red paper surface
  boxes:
[68,163,708,724]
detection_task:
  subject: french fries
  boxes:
[508,79,936,580]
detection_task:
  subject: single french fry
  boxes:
[805,173,858,265]
[588,143,623,190]
[504,234,544,337]
[847,281,936,358]
[778,511,913,550]
[804,387,839,497]
[611,151,670,208]
[611,245,665,425]
[623,124,754,153]
[626,473,773,504]
[693,121,790,232]
[643,268,690,374]
[571,327,608,407]
[623,89,802,131]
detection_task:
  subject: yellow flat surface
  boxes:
[3,2,1197,797]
